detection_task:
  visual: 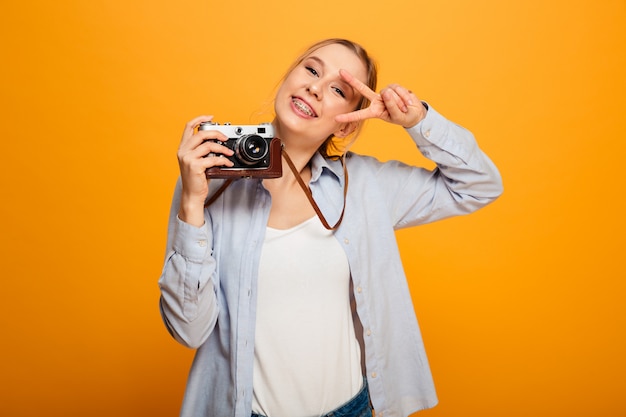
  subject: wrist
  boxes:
[178,197,206,227]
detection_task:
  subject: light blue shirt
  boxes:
[158,107,503,417]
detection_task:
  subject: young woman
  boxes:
[159,38,503,417]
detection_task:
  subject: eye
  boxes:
[305,66,319,77]
[333,86,346,98]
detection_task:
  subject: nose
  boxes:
[307,81,322,100]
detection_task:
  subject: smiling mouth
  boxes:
[292,97,317,117]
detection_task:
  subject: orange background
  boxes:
[1,1,624,416]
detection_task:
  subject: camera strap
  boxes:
[281,149,348,231]
[204,150,348,231]
[204,178,234,208]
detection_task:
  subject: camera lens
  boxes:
[235,135,269,165]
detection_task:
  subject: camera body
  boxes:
[199,122,282,179]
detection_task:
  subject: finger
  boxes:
[198,141,236,169]
[202,154,235,169]
[195,140,235,158]
[195,129,229,143]
[381,87,408,113]
[389,84,417,107]
[179,142,235,173]
[182,115,214,138]
[180,154,235,182]
[382,89,409,121]
[339,69,379,102]
[180,128,229,153]
[335,107,375,124]
[388,85,426,126]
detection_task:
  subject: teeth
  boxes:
[293,98,314,116]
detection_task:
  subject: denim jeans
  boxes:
[251,379,372,417]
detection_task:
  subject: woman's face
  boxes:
[273,43,368,151]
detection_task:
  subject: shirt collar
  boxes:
[310,152,346,187]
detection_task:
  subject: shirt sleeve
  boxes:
[381,105,503,228]
[158,178,219,348]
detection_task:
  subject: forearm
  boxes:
[159,260,218,349]
[407,105,503,204]
[373,106,502,228]
[159,248,218,348]
[178,194,207,227]
[158,180,219,348]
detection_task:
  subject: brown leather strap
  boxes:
[281,149,348,231]
[204,178,234,208]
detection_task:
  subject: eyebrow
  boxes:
[306,55,325,69]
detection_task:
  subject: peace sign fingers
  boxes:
[335,69,387,124]
[335,68,427,128]
[340,69,379,103]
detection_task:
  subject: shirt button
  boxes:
[366,329,372,336]
[371,372,377,378]
[357,286,362,293]
[198,240,207,247]
[344,238,349,244]
[424,129,431,138]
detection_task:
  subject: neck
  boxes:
[262,146,314,191]
[281,147,313,187]
[271,118,326,174]
[284,144,316,169]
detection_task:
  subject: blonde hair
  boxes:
[280,38,378,158]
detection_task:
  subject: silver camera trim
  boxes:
[198,122,276,169]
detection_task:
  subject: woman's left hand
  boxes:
[335,69,427,128]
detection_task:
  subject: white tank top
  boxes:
[252,216,363,417]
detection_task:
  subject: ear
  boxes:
[334,121,358,138]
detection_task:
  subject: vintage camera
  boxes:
[199,122,282,179]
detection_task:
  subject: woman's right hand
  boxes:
[176,115,235,226]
